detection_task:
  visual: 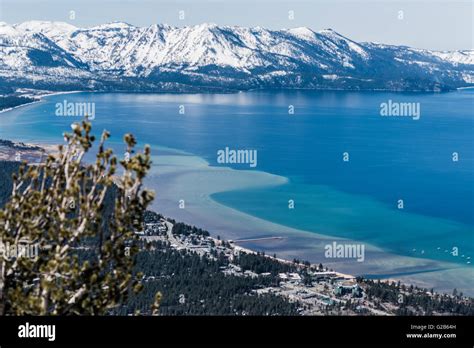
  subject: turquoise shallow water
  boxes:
[212,183,473,265]
[0,90,473,270]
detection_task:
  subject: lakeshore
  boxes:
[146,148,474,296]
[139,212,474,315]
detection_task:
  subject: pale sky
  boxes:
[0,0,472,51]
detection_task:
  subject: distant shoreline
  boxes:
[0,99,41,114]
[1,86,467,115]
[0,90,84,114]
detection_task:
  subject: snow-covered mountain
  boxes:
[1,21,473,92]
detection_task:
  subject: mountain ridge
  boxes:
[1,21,473,92]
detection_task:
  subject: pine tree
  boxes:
[0,121,157,315]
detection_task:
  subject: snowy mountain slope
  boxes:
[431,50,474,66]
[1,21,473,92]
[14,20,77,41]
[0,22,87,72]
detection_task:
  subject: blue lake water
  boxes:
[1,90,473,268]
